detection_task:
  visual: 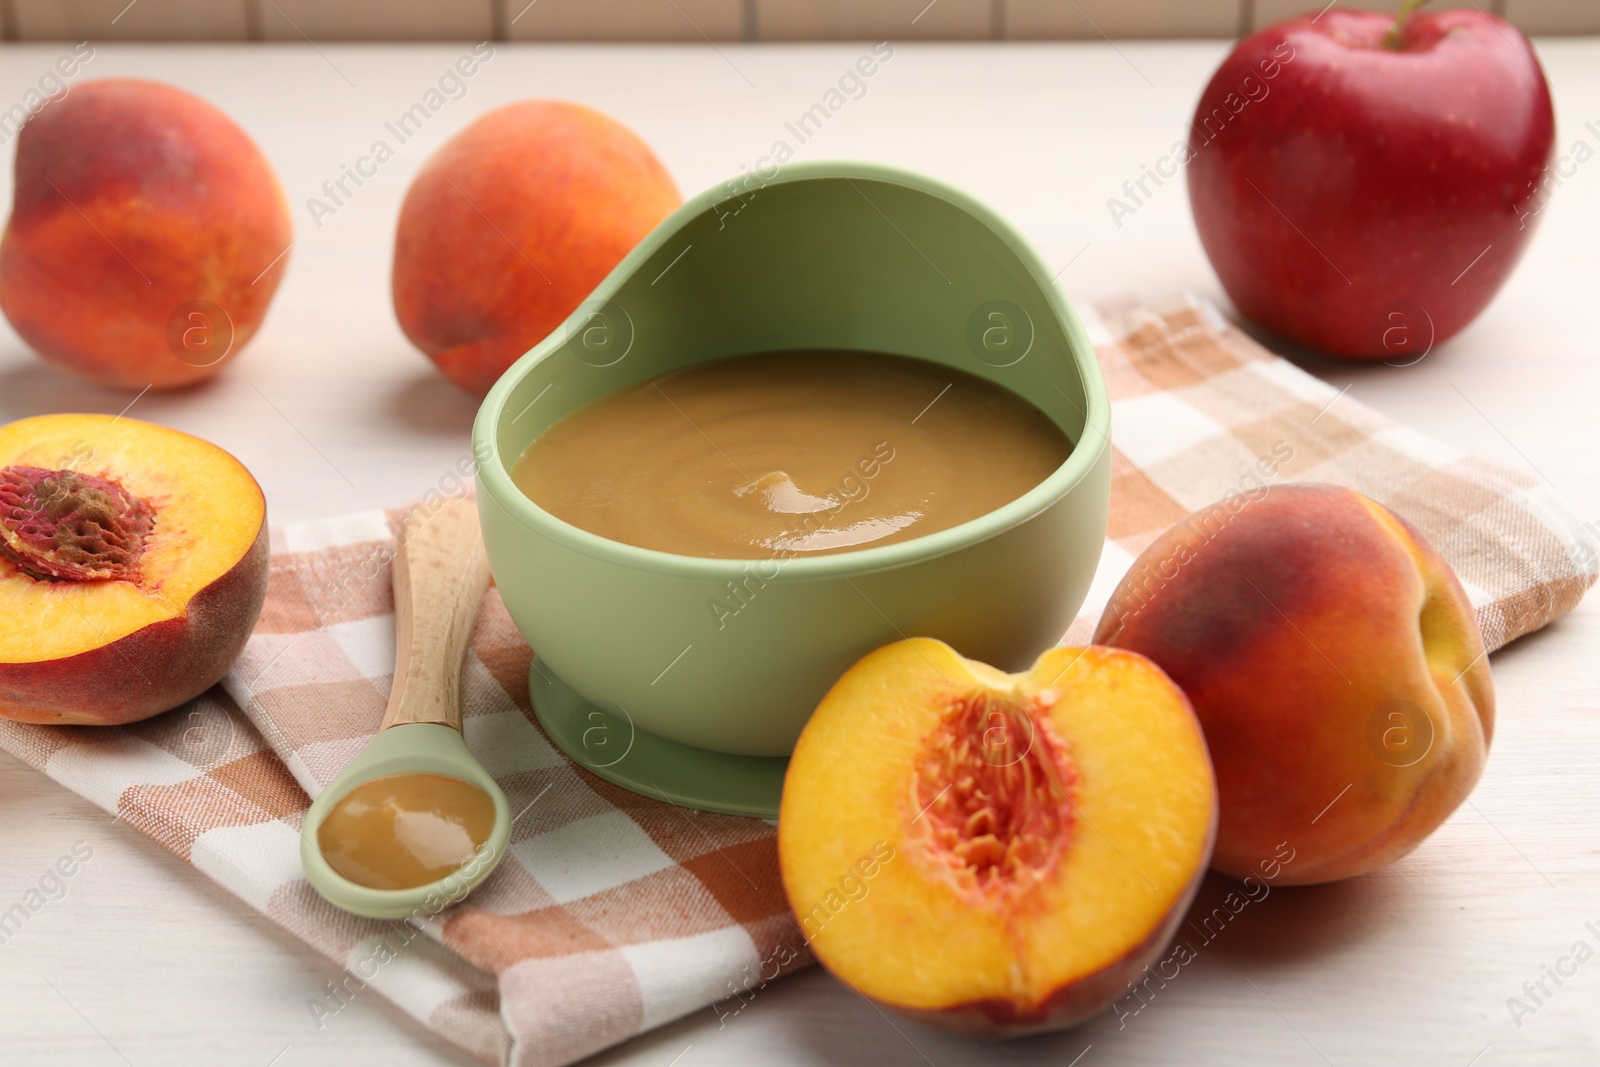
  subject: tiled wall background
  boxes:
[0,0,1596,41]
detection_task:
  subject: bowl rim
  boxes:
[473,159,1110,580]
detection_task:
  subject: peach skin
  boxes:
[1094,483,1494,885]
[392,100,681,396]
[0,78,291,390]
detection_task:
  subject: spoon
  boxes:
[300,497,510,920]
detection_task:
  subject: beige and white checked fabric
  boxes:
[0,295,1593,1066]
[1065,295,1596,650]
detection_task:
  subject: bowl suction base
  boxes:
[528,658,786,819]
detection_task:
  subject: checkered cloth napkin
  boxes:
[0,294,1593,1066]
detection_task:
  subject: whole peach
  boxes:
[391,100,680,396]
[0,78,291,390]
[1093,483,1493,884]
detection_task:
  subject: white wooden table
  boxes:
[1,39,1597,1067]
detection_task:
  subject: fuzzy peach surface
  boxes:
[0,78,292,390]
[1094,483,1493,885]
[391,99,681,396]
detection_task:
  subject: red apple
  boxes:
[1186,4,1554,360]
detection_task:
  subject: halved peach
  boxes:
[0,413,267,725]
[778,639,1217,1036]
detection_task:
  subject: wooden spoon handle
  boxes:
[379,498,491,732]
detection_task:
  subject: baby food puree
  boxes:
[512,350,1071,558]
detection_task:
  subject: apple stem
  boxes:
[1384,0,1432,48]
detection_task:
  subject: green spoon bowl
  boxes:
[299,723,511,921]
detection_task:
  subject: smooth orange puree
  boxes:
[512,350,1072,558]
[317,773,496,891]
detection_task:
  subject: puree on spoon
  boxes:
[317,772,497,891]
[511,350,1072,559]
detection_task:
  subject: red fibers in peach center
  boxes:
[912,690,1076,897]
[0,466,155,582]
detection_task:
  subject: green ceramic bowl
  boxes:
[473,161,1110,816]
